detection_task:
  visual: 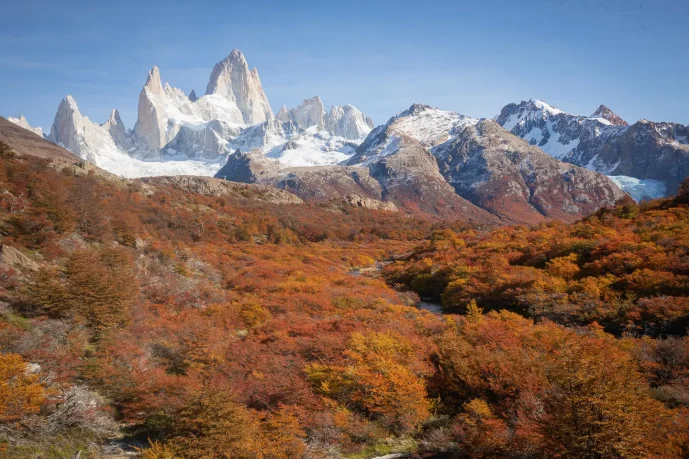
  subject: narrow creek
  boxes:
[349,257,445,316]
[416,300,444,315]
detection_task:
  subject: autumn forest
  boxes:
[0,140,688,459]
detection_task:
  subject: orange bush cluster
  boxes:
[385,196,689,336]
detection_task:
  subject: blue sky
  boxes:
[2,0,687,131]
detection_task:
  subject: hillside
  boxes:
[0,116,80,165]
[0,137,687,458]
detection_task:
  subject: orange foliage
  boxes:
[0,149,688,455]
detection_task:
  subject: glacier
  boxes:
[608,176,667,202]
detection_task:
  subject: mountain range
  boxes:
[495,99,689,198]
[6,49,689,224]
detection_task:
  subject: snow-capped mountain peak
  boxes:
[205,49,273,124]
[388,103,478,148]
[529,99,566,116]
[590,104,628,126]
[348,103,478,166]
[495,99,620,160]
[496,99,689,198]
[36,50,378,176]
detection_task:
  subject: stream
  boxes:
[416,300,444,315]
[348,258,445,316]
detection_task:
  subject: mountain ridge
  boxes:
[496,99,689,196]
[12,50,375,178]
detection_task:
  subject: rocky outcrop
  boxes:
[214,150,391,203]
[214,149,282,183]
[0,245,39,271]
[205,49,273,124]
[334,194,399,212]
[140,175,303,205]
[7,115,44,138]
[270,166,383,200]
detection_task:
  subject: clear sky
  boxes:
[2,0,688,132]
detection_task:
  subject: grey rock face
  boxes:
[325,104,375,140]
[205,49,273,124]
[276,98,374,141]
[133,67,167,152]
[289,96,326,130]
[101,109,129,150]
[435,120,626,224]
[214,150,389,203]
[164,120,239,159]
[271,166,383,200]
